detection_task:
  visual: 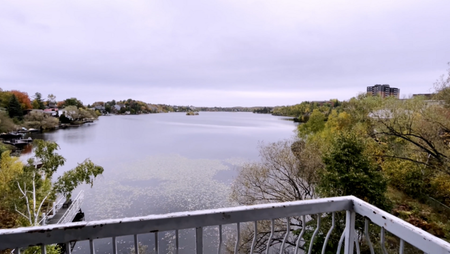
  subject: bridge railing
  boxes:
[1,196,449,254]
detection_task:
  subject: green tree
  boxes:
[7,94,23,119]
[318,132,389,209]
[298,109,326,138]
[31,92,45,110]
[31,140,66,177]
[0,151,23,203]
[0,90,12,108]
[63,98,83,108]
[369,95,450,205]
[1,140,104,227]
[105,104,111,113]
[54,159,104,200]
[0,150,25,229]
[0,111,16,133]
[79,108,98,120]
[301,133,390,254]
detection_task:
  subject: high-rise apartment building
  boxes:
[367,84,400,98]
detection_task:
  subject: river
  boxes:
[22,112,297,253]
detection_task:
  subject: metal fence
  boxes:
[1,196,449,254]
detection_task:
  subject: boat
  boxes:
[3,139,30,148]
[17,127,28,133]
[17,128,39,133]
[0,132,23,140]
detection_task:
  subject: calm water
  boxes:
[23,112,297,253]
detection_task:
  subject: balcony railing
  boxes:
[1,196,449,253]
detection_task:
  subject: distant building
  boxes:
[113,105,121,111]
[94,105,105,111]
[367,84,400,98]
[43,108,59,117]
[47,101,57,108]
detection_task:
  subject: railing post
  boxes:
[52,202,56,216]
[42,213,46,226]
[344,210,355,254]
[196,227,203,254]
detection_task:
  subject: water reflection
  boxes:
[19,144,33,155]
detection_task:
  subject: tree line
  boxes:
[271,99,341,122]
[0,89,185,133]
[0,90,102,133]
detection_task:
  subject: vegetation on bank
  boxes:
[0,140,104,226]
[252,107,273,114]
[0,90,194,134]
[0,140,103,253]
[271,99,341,122]
[231,65,450,252]
[0,90,107,252]
[0,90,101,133]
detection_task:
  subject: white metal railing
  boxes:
[57,190,84,224]
[1,196,449,253]
[38,195,66,225]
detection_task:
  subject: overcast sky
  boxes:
[0,0,449,107]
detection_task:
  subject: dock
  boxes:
[38,191,85,253]
[42,190,85,225]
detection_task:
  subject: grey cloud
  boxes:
[0,0,449,106]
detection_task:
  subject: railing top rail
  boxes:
[353,197,450,254]
[1,195,450,253]
[0,196,353,249]
[54,195,65,207]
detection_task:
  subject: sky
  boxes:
[0,0,449,107]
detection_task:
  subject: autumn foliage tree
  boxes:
[10,90,32,110]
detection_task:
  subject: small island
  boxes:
[186,111,199,116]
